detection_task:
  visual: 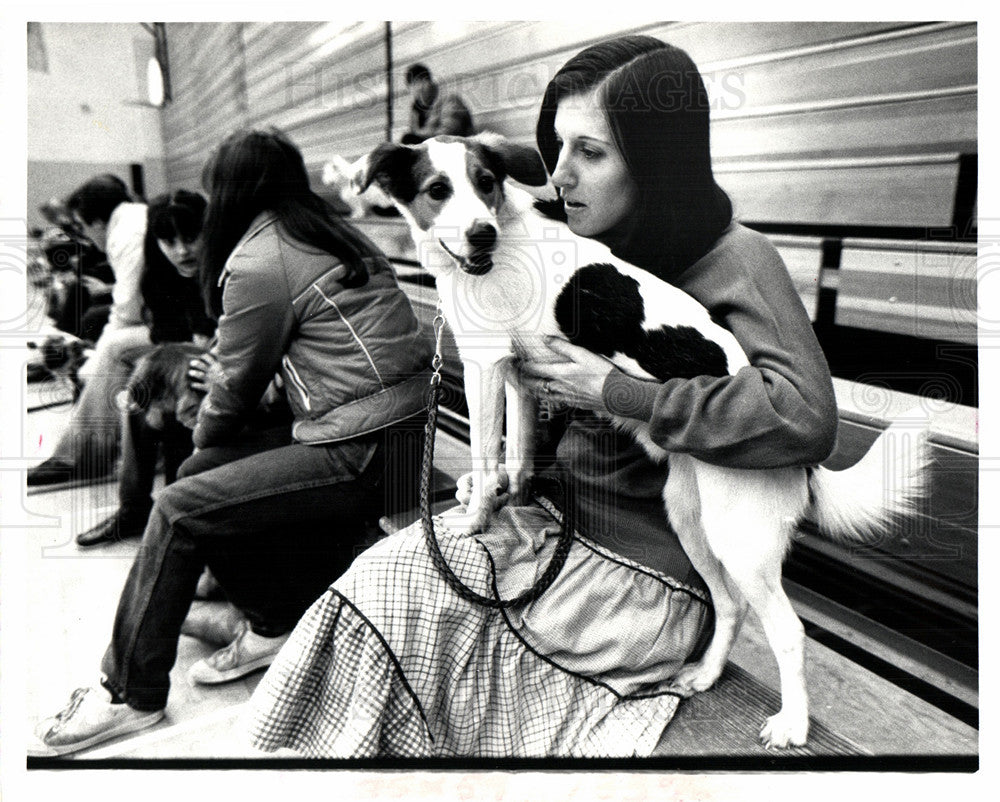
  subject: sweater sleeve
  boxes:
[601,229,837,469]
[193,235,294,449]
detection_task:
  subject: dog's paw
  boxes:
[669,661,723,697]
[444,504,494,536]
[454,472,475,506]
[454,470,510,509]
[759,711,809,750]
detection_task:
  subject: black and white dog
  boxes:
[357,133,929,749]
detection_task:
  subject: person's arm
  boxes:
[408,102,423,136]
[105,205,147,331]
[192,241,294,449]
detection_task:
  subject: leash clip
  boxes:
[429,303,446,389]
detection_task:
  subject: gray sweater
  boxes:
[552,223,837,580]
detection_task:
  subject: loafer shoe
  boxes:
[187,622,289,685]
[26,458,75,487]
[75,512,145,548]
[30,687,164,757]
[27,457,115,488]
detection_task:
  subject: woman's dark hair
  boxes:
[141,190,216,343]
[199,127,372,318]
[536,36,732,277]
[65,174,132,225]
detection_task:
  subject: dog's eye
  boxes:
[426,182,451,201]
[476,175,496,194]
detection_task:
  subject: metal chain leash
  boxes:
[419,303,575,609]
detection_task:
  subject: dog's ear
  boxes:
[357,143,419,201]
[476,133,549,187]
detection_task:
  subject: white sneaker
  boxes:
[187,621,289,685]
[31,687,165,757]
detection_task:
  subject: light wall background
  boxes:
[27,22,167,232]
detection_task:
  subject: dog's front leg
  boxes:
[455,358,508,535]
[504,380,537,506]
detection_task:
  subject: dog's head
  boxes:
[356,134,548,276]
[126,343,205,431]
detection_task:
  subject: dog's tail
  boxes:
[806,410,932,542]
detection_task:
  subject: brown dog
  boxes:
[126,342,206,431]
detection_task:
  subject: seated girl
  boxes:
[75,190,217,547]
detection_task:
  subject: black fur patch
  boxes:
[466,141,506,185]
[367,144,421,203]
[554,263,729,382]
[533,197,568,223]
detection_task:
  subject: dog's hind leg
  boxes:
[721,542,808,748]
[699,504,809,748]
[665,457,749,697]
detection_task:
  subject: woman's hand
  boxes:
[187,352,224,394]
[518,337,615,414]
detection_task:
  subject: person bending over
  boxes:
[28,175,150,486]
[401,62,474,144]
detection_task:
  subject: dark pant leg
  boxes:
[176,425,293,480]
[176,437,386,635]
[99,432,384,710]
[159,415,194,485]
[116,409,160,527]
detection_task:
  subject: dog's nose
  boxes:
[466,223,497,252]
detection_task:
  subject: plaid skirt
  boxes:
[246,499,711,758]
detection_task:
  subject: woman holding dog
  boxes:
[245,36,837,758]
[32,129,434,756]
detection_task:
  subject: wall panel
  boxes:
[160,23,249,190]
[159,21,976,231]
[161,21,388,191]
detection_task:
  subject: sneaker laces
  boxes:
[48,688,89,733]
[207,620,250,669]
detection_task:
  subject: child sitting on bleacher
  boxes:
[73,190,216,547]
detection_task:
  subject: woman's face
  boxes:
[550,89,638,238]
[157,235,199,278]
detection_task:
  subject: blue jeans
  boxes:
[51,324,154,475]
[116,408,194,530]
[100,418,424,710]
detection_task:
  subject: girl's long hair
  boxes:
[536,35,732,278]
[142,190,215,342]
[199,127,373,317]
